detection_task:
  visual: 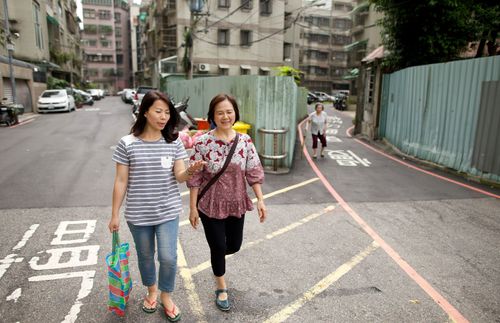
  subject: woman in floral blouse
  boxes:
[187,93,267,312]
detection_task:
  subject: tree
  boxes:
[372,0,498,71]
[472,0,500,57]
[273,66,302,85]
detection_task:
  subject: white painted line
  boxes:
[190,205,336,275]
[0,254,23,280]
[177,240,207,322]
[12,224,39,250]
[6,288,22,303]
[29,271,95,323]
[29,245,99,270]
[51,220,96,245]
[264,241,379,323]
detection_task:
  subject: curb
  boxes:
[354,134,500,189]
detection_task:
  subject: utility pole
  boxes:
[2,0,16,103]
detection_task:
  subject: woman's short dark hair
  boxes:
[315,103,324,110]
[207,93,240,125]
[130,90,179,143]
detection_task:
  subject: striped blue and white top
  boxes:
[112,134,188,226]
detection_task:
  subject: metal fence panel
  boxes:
[379,56,500,182]
[471,81,500,175]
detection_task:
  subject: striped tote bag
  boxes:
[106,231,132,316]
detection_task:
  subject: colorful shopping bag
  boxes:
[106,231,132,316]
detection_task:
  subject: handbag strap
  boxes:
[112,231,120,251]
[197,132,240,206]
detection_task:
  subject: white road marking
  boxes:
[29,245,100,270]
[12,224,39,250]
[51,220,96,245]
[6,288,22,303]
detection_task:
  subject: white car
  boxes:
[37,89,76,113]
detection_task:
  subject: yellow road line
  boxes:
[179,178,320,228]
[176,239,207,323]
[190,205,336,275]
[264,241,380,323]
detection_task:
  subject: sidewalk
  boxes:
[15,112,39,126]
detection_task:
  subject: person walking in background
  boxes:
[187,93,267,312]
[305,103,328,158]
[109,90,204,321]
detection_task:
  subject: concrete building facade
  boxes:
[81,0,132,93]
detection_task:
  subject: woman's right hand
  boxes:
[189,208,200,229]
[108,217,120,233]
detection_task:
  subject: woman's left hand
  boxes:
[257,200,267,223]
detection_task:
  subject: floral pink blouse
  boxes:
[187,130,264,219]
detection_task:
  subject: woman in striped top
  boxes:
[109,91,204,321]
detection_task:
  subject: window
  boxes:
[83,9,95,19]
[99,10,111,20]
[332,51,347,61]
[87,69,99,76]
[240,67,250,75]
[83,39,97,46]
[218,29,230,45]
[33,2,44,49]
[115,41,122,50]
[98,25,113,35]
[114,12,121,23]
[241,0,252,10]
[84,24,97,34]
[334,19,351,30]
[219,67,229,76]
[116,54,123,64]
[332,35,351,45]
[82,0,112,5]
[259,68,269,76]
[100,40,112,48]
[260,0,272,15]
[218,0,230,8]
[240,30,252,46]
[115,27,122,37]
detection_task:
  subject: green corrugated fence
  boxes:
[379,56,500,183]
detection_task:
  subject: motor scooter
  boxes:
[0,102,23,126]
[173,97,197,130]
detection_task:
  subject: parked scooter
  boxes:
[0,101,24,126]
[333,96,347,111]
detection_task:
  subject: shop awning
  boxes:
[350,1,370,15]
[240,65,251,70]
[362,45,386,63]
[344,39,368,51]
[218,64,229,69]
[46,14,59,26]
[259,67,270,71]
[342,68,359,80]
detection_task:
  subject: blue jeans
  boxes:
[127,217,179,293]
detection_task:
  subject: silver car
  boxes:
[37,89,76,113]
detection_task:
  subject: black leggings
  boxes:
[199,211,245,277]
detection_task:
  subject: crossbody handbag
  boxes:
[197,132,240,207]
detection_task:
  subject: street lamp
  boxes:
[2,0,17,103]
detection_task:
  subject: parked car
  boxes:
[121,88,136,104]
[74,89,94,106]
[313,91,334,102]
[37,89,76,113]
[88,89,102,100]
[307,92,319,104]
[133,86,157,111]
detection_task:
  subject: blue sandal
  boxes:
[215,289,231,311]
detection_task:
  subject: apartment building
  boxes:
[1,0,81,111]
[81,0,132,93]
[137,0,286,87]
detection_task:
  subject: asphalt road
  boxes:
[0,96,499,323]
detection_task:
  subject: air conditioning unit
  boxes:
[198,63,210,72]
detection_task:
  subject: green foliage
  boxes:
[273,66,302,85]
[47,76,69,89]
[372,0,499,71]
